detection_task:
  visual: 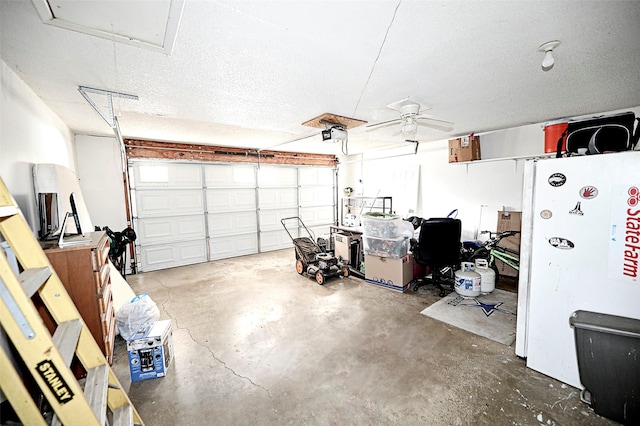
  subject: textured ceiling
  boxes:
[1,0,639,156]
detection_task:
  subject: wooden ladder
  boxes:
[0,177,143,425]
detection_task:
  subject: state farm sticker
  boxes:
[548,173,566,187]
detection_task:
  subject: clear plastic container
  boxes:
[363,235,409,258]
[361,212,402,238]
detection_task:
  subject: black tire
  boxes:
[295,260,305,275]
[315,271,325,285]
[342,266,350,277]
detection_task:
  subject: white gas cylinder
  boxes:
[454,262,481,297]
[475,258,496,294]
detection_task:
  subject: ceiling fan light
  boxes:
[402,123,418,134]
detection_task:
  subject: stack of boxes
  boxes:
[362,213,414,292]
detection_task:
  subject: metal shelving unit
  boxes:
[340,196,392,227]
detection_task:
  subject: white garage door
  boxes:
[131,163,208,271]
[205,164,259,261]
[130,161,335,271]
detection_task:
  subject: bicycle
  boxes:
[468,230,520,281]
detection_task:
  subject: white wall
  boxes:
[75,135,129,233]
[0,59,75,230]
[339,106,640,241]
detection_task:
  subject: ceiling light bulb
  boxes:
[538,40,560,72]
[403,123,418,134]
[542,50,554,70]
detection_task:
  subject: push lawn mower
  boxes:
[281,217,349,285]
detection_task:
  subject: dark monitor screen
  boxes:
[38,193,59,240]
[69,192,82,235]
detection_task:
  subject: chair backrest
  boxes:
[415,217,461,266]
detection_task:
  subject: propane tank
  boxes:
[454,262,481,298]
[474,258,496,294]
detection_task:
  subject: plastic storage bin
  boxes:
[363,235,409,258]
[569,310,640,424]
[361,212,402,238]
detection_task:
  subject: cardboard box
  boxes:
[448,136,481,162]
[333,232,362,266]
[364,254,414,292]
[127,320,174,382]
[495,211,521,277]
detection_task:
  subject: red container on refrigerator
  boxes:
[544,120,568,153]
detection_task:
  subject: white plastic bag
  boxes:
[116,292,160,340]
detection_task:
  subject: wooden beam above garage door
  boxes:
[124,139,337,167]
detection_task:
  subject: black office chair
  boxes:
[411,217,462,296]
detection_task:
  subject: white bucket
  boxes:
[475,258,496,294]
[454,262,481,297]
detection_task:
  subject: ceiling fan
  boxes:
[366,98,454,135]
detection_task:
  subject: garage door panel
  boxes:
[258,166,297,187]
[299,186,334,207]
[207,211,257,236]
[205,165,256,187]
[139,239,208,272]
[299,167,334,186]
[260,229,297,252]
[136,189,204,217]
[259,208,298,231]
[132,163,203,189]
[258,187,297,208]
[299,206,334,226]
[136,215,206,244]
[209,234,258,260]
[206,188,256,212]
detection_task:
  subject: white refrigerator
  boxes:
[516,151,640,389]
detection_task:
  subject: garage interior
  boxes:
[1,1,640,425]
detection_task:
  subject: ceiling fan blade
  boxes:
[365,118,402,130]
[416,117,454,132]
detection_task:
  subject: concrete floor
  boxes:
[112,249,617,426]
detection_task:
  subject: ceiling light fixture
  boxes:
[538,40,560,71]
[402,123,418,134]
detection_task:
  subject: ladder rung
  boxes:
[18,267,52,297]
[84,364,109,425]
[51,319,82,367]
[113,404,134,426]
[0,205,18,217]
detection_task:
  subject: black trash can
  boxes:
[569,310,640,425]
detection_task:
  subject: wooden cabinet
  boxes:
[42,231,116,363]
